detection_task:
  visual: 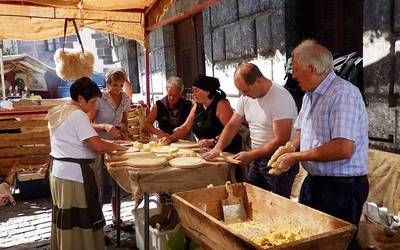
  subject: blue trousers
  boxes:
[299,174,369,249]
[248,159,299,198]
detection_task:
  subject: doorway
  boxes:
[174,14,205,99]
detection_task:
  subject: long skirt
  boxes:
[49,174,105,250]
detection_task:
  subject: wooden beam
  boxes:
[0,3,143,23]
[0,145,50,158]
[0,109,48,117]
[0,0,152,11]
[0,155,49,170]
[145,0,173,25]
[55,8,143,23]
[0,137,50,147]
[0,120,47,129]
[0,131,49,140]
[146,0,220,32]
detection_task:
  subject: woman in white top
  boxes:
[47,77,127,250]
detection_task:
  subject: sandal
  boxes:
[112,219,134,233]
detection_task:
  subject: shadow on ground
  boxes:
[0,196,137,250]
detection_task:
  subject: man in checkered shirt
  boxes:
[270,40,368,249]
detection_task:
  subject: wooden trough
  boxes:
[172,183,356,250]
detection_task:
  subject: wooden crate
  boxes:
[172,183,355,250]
[0,111,50,177]
[127,106,148,139]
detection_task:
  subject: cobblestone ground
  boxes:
[0,196,138,250]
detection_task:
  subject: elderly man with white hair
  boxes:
[269,40,369,249]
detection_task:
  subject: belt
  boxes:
[309,175,368,184]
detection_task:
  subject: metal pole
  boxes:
[115,181,121,247]
[145,48,151,108]
[0,42,5,101]
[144,192,150,250]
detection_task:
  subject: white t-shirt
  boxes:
[236,83,298,149]
[50,110,98,183]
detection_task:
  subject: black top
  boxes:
[192,97,242,153]
[156,96,192,135]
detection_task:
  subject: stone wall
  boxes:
[112,36,140,93]
[91,32,114,66]
[136,1,191,103]
[136,26,176,102]
[364,0,400,152]
[203,0,287,105]
[136,0,287,106]
[123,0,400,152]
[16,37,75,67]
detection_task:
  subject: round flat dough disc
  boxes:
[169,157,206,168]
[127,146,140,153]
[126,156,167,168]
[110,146,139,155]
[151,146,178,154]
[171,140,200,149]
[119,142,133,147]
[123,152,155,158]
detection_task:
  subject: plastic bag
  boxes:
[363,202,400,231]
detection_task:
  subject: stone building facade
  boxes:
[117,0,400,153]
[16,37,76,68]
[8,1,400,152]
[16,29,121,74]
[134,0,286,107]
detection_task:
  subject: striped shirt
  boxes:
[294,71,368,176]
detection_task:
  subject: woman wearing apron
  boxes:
[47,77,127,250]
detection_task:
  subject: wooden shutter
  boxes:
[311,0,362,55]
[174,14,205,95]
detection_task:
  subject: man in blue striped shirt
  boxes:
[269,40,368,249]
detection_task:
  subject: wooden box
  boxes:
[0,111,50,177]
[172,183,355,250]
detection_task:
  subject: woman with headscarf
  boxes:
[161,75,242,153]
[46,77,127,250]
[144,76,192,138]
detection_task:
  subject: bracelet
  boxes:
[212,137,218,145]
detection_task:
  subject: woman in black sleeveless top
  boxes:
[144,76,192,138]
[161,75,242,153]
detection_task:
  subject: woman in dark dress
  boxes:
[161,75,242,153]
[144,76,192,139]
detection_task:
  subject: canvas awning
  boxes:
[0,0,220,103]
[0,0,177,46]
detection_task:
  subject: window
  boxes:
[44,39,56,51]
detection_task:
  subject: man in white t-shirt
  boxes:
[204,63,299,198]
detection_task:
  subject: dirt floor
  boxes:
[0,195,137,250]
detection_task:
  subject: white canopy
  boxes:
[0,0,220,102]
[0,0,177,45]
